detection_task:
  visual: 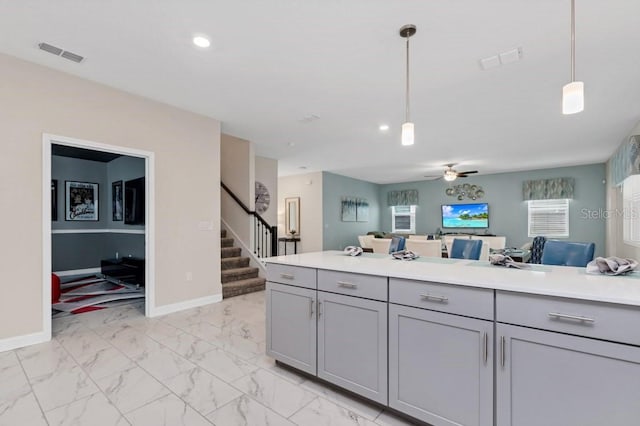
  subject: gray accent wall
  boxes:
[51,154,145,271]
[322,172,382,250]
[378,164,606,257]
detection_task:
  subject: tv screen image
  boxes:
[441,203,489,228]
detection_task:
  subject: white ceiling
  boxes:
[1,0,639,183]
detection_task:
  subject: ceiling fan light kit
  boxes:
[562,0,584,115]
[400,24,416,146]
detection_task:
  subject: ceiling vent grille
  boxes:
[61,50,84,63]
[38,42,63,56]
[38,42,84,63]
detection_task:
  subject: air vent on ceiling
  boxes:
[38,43,63,56]
[38,42,84,63]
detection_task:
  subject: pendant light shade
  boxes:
[401,122,414,146]
[562,81,584,114]
[400,24,416,145]
[562,0,584,114]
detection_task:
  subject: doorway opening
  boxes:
[43,134,155,338]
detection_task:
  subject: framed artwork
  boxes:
[65,181,99,221]
[356,198,369,222]
[51,180,58,221]
[112,180,123,221]
[255,181,270,214]
[341,196,357,222]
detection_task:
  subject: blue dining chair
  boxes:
[449,238,482,260]
[540,240,595,267]
[389,236,406,253]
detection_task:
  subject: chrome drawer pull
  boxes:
[500,336,506,368]
[483,332,488,365]
[420,293,449,303]
[548,312,595,323]
[280,273,295,280]
[310,299,314,317]
[337,281,357,289]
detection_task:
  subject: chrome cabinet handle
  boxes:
[483,332,488,365]
[280,273,294,280]
[500,336,506,368]
[310,299,314,317]
[420,293,449,303]
[318,301,323,317]
[548,312,595,323]
[337,281,357,289]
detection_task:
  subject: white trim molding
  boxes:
[53,268,101,277]
[52,229,146,234]
[148,294,222,318]
[0,331,50,353]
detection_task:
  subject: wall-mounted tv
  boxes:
[441,203,489,229]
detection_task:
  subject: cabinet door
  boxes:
[389,304,493,426]
[266,282,316,375]
[496,323,640,426]
[317,292,387,404]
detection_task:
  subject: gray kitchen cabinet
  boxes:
[266,281,317,375]
[496,323,640,426]
[317,291,388,404]
[389,304,494,426]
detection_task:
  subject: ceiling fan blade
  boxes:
[423,175,442,180]
[457,170,478,176]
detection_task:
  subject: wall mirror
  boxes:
[285,197,300,236]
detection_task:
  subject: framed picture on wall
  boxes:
[112,180,123,221]
[51,179,58,221]
[65,181,99,221]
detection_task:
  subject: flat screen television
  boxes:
[441,203,489,229]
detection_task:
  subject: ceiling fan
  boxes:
[424,164,478,182]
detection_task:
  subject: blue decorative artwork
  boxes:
[356,198,369,222]
[341,197,357,222]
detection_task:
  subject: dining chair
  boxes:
[371,238,392,254]
[358,235,375,249]
[405,239,441,257]
[540,240,595,267]
[389,236,406,253]
[449,238,483,260]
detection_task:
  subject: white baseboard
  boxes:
[0,331,50,353]
[148,293,222,318]
[54,268,101,277]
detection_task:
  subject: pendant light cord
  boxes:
[570,0,576,82]
[405,35,411,122]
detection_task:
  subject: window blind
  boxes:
[527,199,569,238]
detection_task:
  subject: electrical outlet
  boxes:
[186,272,193,281]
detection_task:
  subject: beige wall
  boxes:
[278,172,323,253]
[221,134,254,245]
[0,53,221,341]
[255,156,278,227]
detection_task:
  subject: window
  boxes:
[623,175,640,246]
[392,205,416,233]
[527,199,569,238]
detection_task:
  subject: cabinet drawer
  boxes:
[389,278,494,320]
[266,264,316,289]
[318,270,387,301]
[497,291,640,346]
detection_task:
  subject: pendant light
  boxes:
[400,24,417,145]
[562,0,584,114]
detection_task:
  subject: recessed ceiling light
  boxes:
[299,166,308,170]
[379,124,390,131]
[192,35,211,48]
[287,142,296,147]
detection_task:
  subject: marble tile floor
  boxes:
[0,291,418,426]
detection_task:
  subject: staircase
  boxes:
[221,229,265,298]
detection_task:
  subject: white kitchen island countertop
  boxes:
[265,251,640,307]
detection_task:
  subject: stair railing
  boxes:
[221,182,277,258]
